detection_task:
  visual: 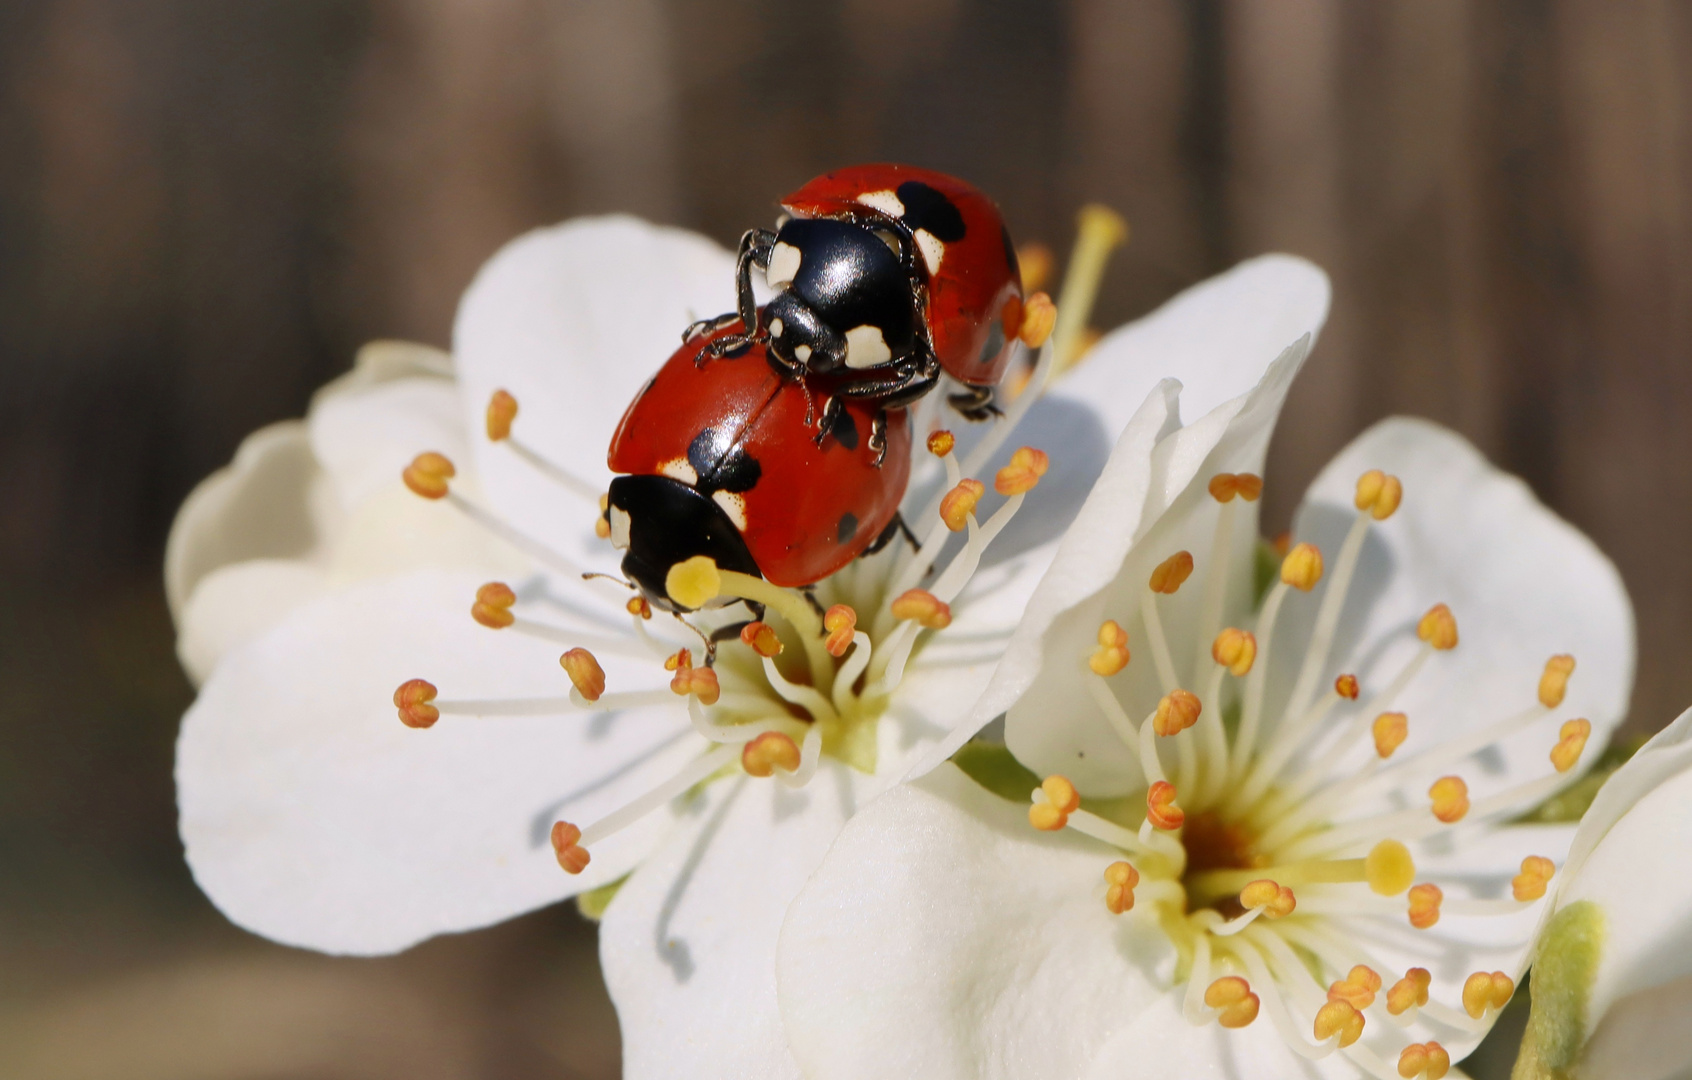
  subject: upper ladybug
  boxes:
[686,164,1024,422]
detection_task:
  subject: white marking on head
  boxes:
[659,457,699,486]
[608,506,632,550]
[844,324,893,369]
[769,317,784,337]
[855,189,905,217]
[914,228,944,275]
[794,344,812,362]
[712,490,748,531]
[766,242,802,288]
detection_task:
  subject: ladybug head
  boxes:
[605,475,763,614]
[762,218,922,376]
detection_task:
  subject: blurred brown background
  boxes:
[1,1,1686,1077]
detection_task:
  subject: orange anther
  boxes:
[823,604,859,657]
[1240,879,1296,918]
[890,589,952,629]
[1147,780,1184,830]
[402,452,455,499]
[742,731,802,777]
[393,678,440,729]
[471,581,517,628]
[1104,860,1140,914]
[1017,243,1054,294]
[1313,1000,1364,1047]
[560,648,606,702]
[927,429,956,457]
[1327,965,1382,1010]
[1149,550,1195,594]
[940,478,985,531]
[995,447,1050,495]
[1204,976,1261,1028]
[670,663,720,706]
[740,621,784,658]
[1462,971,1515,1018]
[1387,968,1433,1015]
[1211,628,1256,677]
[1334,674,1359,700]
[1417,603,1458,650]
[1029,775,1081,831]
[486,389,518,441]
[550,821,590,875]
[1429,776,1470,823]
[1408,883,1443,928]
[596,493,613,540]
[1208,473,1264,503]
[1539,654,1576,708]
[1355,469,1403,520]
[1373,712,1409,758]
[1089,620,1130,676]
[664,647,692,672]
[1018,291,1057,348]
[1551,718,1591,773]
[1153,690,1202,736]
[1398,1042,1451,1080]
[1512,855,1556,902]
[1280,543,1324,591]
[626,595,652,619]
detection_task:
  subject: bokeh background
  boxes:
[2,2,1687,1076]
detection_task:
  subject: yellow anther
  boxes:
[1204,976,1261,1028]
[393,678,439,729]
[1551,718,1592,773]
[402,452,456,499]
[1539,654,1576,708]
[994,446,1050,495]
[740,620,783,658]
[1153,689,1202,736]
[1397,1041,1451,1080]
[1354,469,1404,520]
[1149,550,1195,594]
[1327,965,1382,1010]
[595,493,612,540]
[550,821,590,875]
[486,389,518,441]
[1408,883,1443,929]
[741,731,802,777]
[626,595,652,620]
[670,662,720,706]
[1461,971,1515,1019]
[1417,603,1458,650]
[940,478,986,531]
[1104,860,1140,914]
[560,648,606,702]
[1146,780,1184,830]
[471,581,517,629]
[1373,712,1409,758]
[1089,620,1130,676]
[1211,628,1256,677]
[664,647,692,672]
[1313,1000,1364,1048]
[1386,968,1432,1015]
[1512,855,1556,902]
[1017,243,1054,294]
[823,604,859,657]
[1029,775,1081,831]
[927,429,956,457]
[890,589,952,629]
[1280,543,1324,591]
[1207,473,1264,503]
[1429,776,1470,823]
[1334,673,1359,700]
[1018,291,1057,348]
[665,556,721,610]
[1366,839,1416,895]
[1240,879,1296,918]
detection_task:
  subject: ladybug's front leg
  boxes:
[867,411,888,467]
[689,228,777,365]
[947,383,1002,422]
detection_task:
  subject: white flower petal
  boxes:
[176,559,330,686]
[309,374,471,514]
[307,339,453,410]
[178,570,701,955]
[1562,705,1692,884]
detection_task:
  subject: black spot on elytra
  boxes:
[688,426,761,494]
[897,181,965,242]
[837,512,858,544]
[829,406,859,450]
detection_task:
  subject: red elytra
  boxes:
[781,163,1024,390]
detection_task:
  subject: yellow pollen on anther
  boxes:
[1104,860,1139,914]
[1354,469,1404,520]
[1387,968,1433,1015]
[1373,712,1409,758]
[1280,543,1324,591]
[740,620,783,658]
[664,647,691,672]
[596,493,612,539]
[393,678,439,729]
[402,452,456,500]
[1398,1041,1451,1080]
[1211,628,1257,677]
[1147,779,1184,830]
[1366,839,1416,895]
[995,447,1050,495]
[471,581,517,628]
[1029,775,1081,831]
[1149,550,1195,594]
[1417,603,1458,650]
[1461,971,1515,1018]
[626,595,652,620]
[560,648,606,702]
[1327,965,1382,1010]
[1018,291,1058,348]
[550,821,590,875]
[1335,674,1360,700]
[1429,776,1470,823]
[665,556,721,610]
[1539,654,1576,708]
[741,731,802,777]
[1240,879,1296,918]
[1513,855,1556,901]
[940,478,986,531]
[1204,976,1261,1028]
[1207,473,1263,503]
[486,389,518,441]
[890,589,952,629]
[670,662,720,706]
[927,429,955,457]
[823,604,858,657]
[1313,1000,1364,1048]
[1408,883,1444,929]
[1153,689,1202,736]
[1089,620,1130,676]
[1551,718,1592,773]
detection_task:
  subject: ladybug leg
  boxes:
[797,587,827,621]
[690,229,777,365]
[863,511,920,556]
[947,383,1002,422]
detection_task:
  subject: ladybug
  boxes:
[688,164,1024,432]
[606,322,912,620]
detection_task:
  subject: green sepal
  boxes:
[575,874,629,921]
[1514,900,1605,1078]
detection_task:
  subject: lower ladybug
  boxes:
[605,322,912,620]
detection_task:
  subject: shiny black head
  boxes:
[762,218,921,375]
[605,475,762,613]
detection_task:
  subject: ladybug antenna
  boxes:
[581,571,635,590]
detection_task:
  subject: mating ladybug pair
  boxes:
[603,164,1031,627]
